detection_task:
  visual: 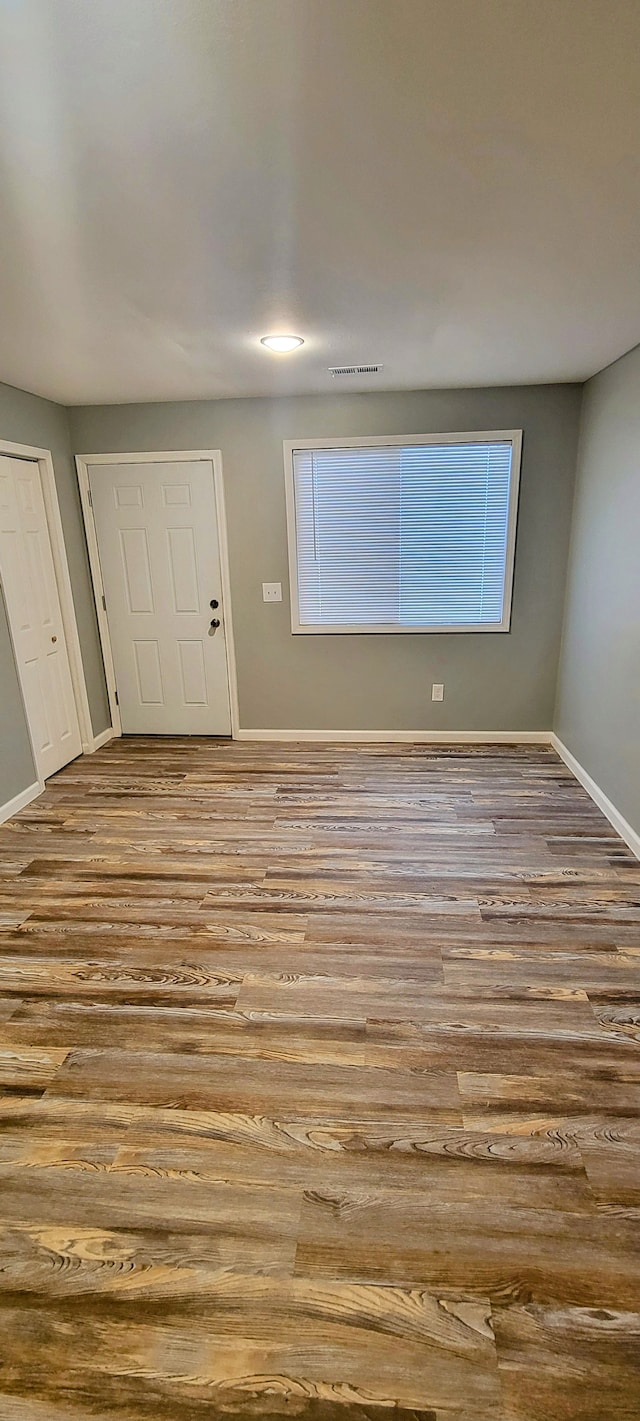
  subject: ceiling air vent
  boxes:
[328,364,383,377]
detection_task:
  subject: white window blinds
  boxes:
[287,434,521,633]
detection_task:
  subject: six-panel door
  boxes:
[0,455,83,779]
[89,460,232,735]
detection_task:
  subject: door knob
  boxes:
[209,617,220,634]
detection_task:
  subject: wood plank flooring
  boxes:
[0,736,639,1420]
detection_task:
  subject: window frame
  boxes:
[283,429,523,635]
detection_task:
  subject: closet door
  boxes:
[0,455,82,778]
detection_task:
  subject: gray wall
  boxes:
[69,384,581,732]
[556,346,640,836]
[0,380,109,807]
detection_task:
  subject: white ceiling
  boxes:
[0,0,639,406]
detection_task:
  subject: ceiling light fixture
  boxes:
[260,334,304,352]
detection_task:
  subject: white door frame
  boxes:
[75,450,240,739]
[0,439,94,787]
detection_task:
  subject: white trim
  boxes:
[77,451,226,465]
[75,450,240,739]
[0,438,93,764]
[0,779,42,826]
[287,430,523,450]
[551,734,640,860]
[235,729,552,743]
[283,429,523,636]
[75,456,122,736]
[89,726,116,753]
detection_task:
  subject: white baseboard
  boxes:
[86,726,116,753]
[235,728,553,744]
[0,779,43,826]
[551,734,640,860]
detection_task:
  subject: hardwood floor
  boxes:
[0,737,639,1420]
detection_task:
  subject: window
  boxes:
[284,431,522,634]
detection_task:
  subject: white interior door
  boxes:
[89,460,232,735]
[0,455,83,779]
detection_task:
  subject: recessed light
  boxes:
[260,334,304,352]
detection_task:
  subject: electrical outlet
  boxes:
[262,582,282,603]
[431,683,444,702]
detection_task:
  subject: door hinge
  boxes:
[87,487,93,507]
[101,594,106,611]
[114,690,119,706]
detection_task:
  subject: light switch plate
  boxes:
[262,582,282,602]
[431,683,444,702]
